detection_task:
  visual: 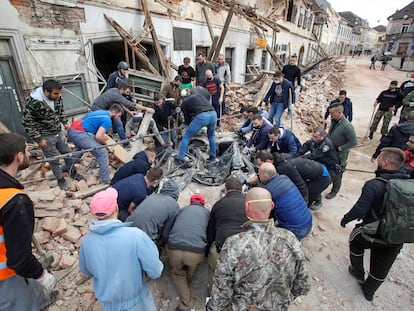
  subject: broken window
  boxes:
[287,0,295,22]
[173,27,192,51]
[44,74,89,116]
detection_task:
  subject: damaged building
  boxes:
[0,0,334,134]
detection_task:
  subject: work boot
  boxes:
[57,178,68,191]
[368,131,374,140]
[360,283,374,302]
[325,191,337,200]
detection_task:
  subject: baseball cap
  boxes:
[190,193,205,205]
[90,188,118,219]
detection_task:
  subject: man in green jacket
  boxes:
[325,104,357,199]
[22,80,80,190]
[400,89,414,123]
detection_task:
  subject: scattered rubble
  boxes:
[21,57,346,310]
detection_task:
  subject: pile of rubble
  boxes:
[20,58,345,310]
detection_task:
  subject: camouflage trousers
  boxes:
[370,110,392,135]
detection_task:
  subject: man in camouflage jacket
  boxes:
[22,79,79,189]
[207,187,310,311]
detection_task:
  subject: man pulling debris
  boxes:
[22,79,81,190]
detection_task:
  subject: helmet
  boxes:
[117,61,129,70]
[410,73,414,79]
[190,193,205,205]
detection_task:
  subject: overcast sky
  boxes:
[327,0,412,27]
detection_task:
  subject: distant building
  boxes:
[385,1,414,56]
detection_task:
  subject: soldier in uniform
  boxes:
[207,187,310,310]
[22,79,81,190]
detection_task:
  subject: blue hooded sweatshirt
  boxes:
[79,220,163,311]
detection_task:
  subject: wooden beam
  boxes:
[254,77,273,107]
[128,113,164,161]
[140,0,171,81]
[265,44,284,71]
[207,36,220,62]
[211,4,235,62]
[106,137,129,164]
[124,39,129,66]
[202,7,215,41]
[104,14,158,75]
[72,184,109,200]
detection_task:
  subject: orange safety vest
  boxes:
[0,188,23,281]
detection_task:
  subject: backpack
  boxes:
[362,178,414,244]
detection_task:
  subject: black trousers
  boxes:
[307,175,331,205]
[349,227,402,295]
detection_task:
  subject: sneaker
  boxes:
[57,178,69,191]
[348,265,365,284]
[368,132,374,140]
[325,191,337,200]
[360,283,374,302]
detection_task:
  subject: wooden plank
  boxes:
[104,14,158,75]
[202,6,215,41]
[124,39,129,66]
[211,4,235,62]
[128,113,154,161]
[140,0,170,81]
[254,77,273,107]
[207,36,220,62]
[106,137,129,164]
[72,184,109,200]
[265,44,284,71]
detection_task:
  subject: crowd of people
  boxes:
[1,53,414,311]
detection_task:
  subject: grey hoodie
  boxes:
[126,179,180,243]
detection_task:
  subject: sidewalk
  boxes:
[388,56,414,74]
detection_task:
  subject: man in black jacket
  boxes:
[341,147,409,302]
[178,87,217,163]
[369,81,403,138]
[296,127,340,180]
[206,177,248,292]
[0,133,57,310]
[371,111,414,162]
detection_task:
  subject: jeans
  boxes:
[161,127,177,146]
[42,132,74,180]
[178,111,217,159]
[112,118,126,141]
[268,102,285,127]
[0,274,48,311]
[307,175,331,205]
[68,129,110,183]
[283,222,312,240]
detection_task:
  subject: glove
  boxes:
[340,218,347,228]
[249,146,256,153]
[241,184,249,193]
[37,270,57,295]
[242,146,250,154]
[261,101,267,108]
[295,85,301,94]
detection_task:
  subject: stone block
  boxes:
[61,225,81,243]
[59,254,77,269]
[41,217,61,232]
[33,230,50,244]
[52,218,68,237]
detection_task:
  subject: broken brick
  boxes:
[33,230,51,244]
[51,218,68,237]
[41,217,61,232]
[59,254,77,269]
[61,225,81,243]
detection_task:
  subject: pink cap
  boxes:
[190,193,205,205]
[90,188,118,219]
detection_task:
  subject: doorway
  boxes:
[0,57,26,136]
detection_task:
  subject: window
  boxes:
[173,27,192,51]
[298,7,305,27]
[44,74,89,116]
[401,24,409,33]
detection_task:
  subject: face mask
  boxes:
[253,125,260,129]
[124,72,129,79]
[274,80,281,84]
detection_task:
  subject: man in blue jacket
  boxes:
[79,188,163,311]
[324,90,353,123]
[267,127,301,156]
[262,71,295,127]
[259,162,312,240]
